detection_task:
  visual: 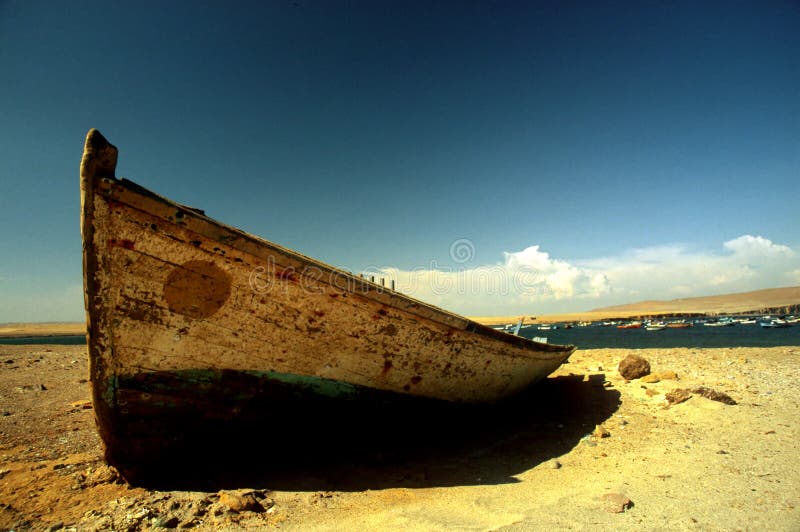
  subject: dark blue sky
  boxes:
[1,1,798,320]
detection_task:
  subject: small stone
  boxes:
[548,459,562,469]
[657,370,678,380]
[152,515,180,528]
[618,355,651,380]
[218,490,263,513]
[666,388,692,405]
[645,388,659,397]
[45,523,64,532]
[85,465,121,486]
[641,374,660,383]
[600,493,633,513]
[593,425,610,438]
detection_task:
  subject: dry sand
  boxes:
[1,344,799,530]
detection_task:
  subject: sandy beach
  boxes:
[1,343,798,530]
[0,323,85,339]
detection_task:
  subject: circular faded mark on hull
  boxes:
[164,260,232,319]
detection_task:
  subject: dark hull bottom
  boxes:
[104,368,496,486]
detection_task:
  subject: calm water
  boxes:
[0,326,798,349]
[0,335,87,345]
[519,324,799,349]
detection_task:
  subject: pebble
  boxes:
[600,493,634,513]
[593,425,610,438]
[641,374,660,383]
[548,459,562,469]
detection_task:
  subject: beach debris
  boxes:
[67,400,92,413]
[600,493,633,513]
[15,384,47,392]
[692,386,736,405]
[657,370,678,380]
[593,424,611,438]
[641,374,660,383]
[665,388,692,405]
[618,355,650,380]
[666,387,737,406]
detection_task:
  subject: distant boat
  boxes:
[737,318,757,325]
[645,325,665,331]
[666,321,692,329]
[760,319,791,328]
[79,129,576,480]
[617,321,642,329]
[704,318,736,327]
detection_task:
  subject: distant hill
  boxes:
[591,286,800,316]
[472,286,800,325]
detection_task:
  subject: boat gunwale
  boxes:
[93,175,572,356]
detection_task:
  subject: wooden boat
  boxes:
[645,325,665,331]
[616,321,642,329]
[80,130,575,479]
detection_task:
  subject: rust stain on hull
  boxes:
[163,260,232,319]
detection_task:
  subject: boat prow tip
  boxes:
[81,128,118,179]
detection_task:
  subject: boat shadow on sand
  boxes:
[132,373,620,491]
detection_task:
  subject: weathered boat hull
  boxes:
[80,129,575,479]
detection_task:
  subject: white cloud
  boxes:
[372,235,800,315]
[723,235,793,258]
